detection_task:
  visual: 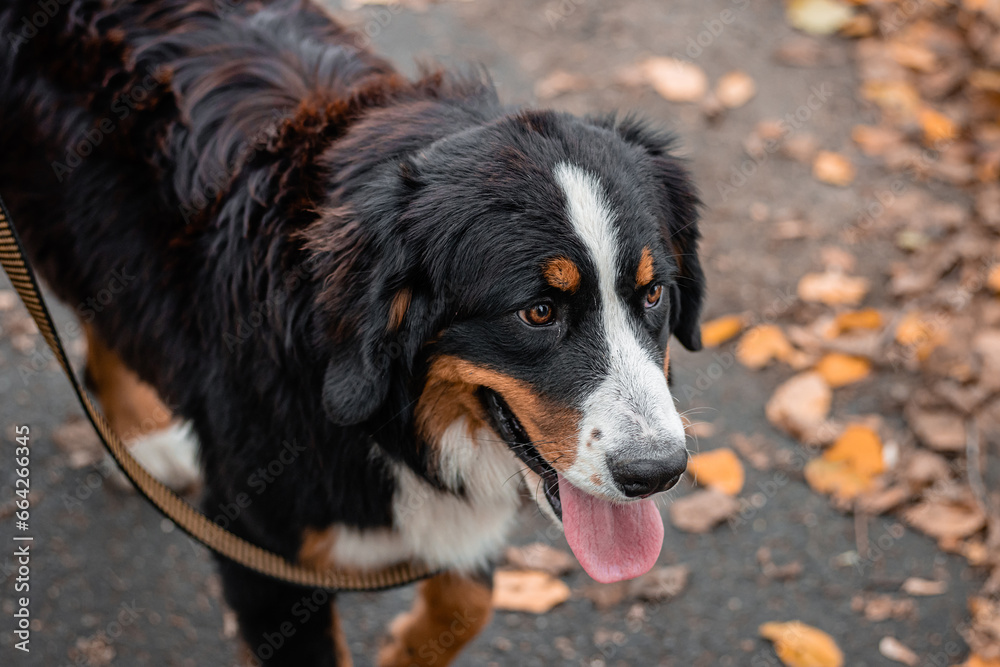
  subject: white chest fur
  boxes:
[327,419,528,573]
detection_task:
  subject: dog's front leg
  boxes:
[378,570,493,667]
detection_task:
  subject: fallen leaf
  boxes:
[904,497,986,541]
[737,325,795,369]
[669,489,740,533]
[988,266,1000,294]
[626,564,690,601]
[852,125,904,156]
[907,409,966,452]
[888,42,938,72]
[903,450,951,487]
[641,57,708,103]
[0,289,17,311]
[716,71,756,108]
[963,657,1000,667]
[879,636,918,666]
[688,448,745,496]
[900,577,948,596]
[861,80,921,122]
[918,107,958,145]
[805,424,884,500]
[759,620,844,667]
[832,309,883,335]
[701,315,745,347]
[895,311,947,361]
[815,353,872,387]
[504,543,577,577]
[766,372,832,440]
[533,70,588,100]
[52,416,104,469]
[798,271,870,306]
[492,570,570,613]
[812,151,856,186]
[786,0,854,36]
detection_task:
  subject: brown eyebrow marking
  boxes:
[636,246,655,288]
[387,288,411,331]
[543,256,581,293]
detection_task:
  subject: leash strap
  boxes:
[0,194,435,591]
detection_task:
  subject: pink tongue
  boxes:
[559,475,664,584]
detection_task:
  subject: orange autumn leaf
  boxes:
[759,621,844,667]
[737,325,795,369]
[798,272,870,306]
[815,353,872,387]
[987,265,1000,294]
[702,315,744,347]
[688,448,745,496]
[805,424,884,500]
[964,656,1000,667]
[765,372,832,440]
[492,570,570,613]
[861,80,921,122]
[895,311,946,361]
[832,308,883,335]
[918,107,958,145]
[812,151,855,186]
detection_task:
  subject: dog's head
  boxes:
[305,110,704,582]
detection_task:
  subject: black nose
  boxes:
[608,449,688,498]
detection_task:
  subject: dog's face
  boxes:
[311,110,704,581]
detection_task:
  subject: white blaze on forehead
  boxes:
[553,162,686,500]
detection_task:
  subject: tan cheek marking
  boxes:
[427,356,581,470]
[543,257,581,293]
[414,361,489,449]
[387,288,411,332]
[636,246,655,288]
[663,344,671,377]
[299,526,339,571]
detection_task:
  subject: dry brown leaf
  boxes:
[963,656,1000,667]
[918,107,958,145]
[669,489,740,533]
[626,564,690,601]
[759,621,844,667]
[851,125,904,156]
[688,448,745,496]
[798,272,870,306]
[878,636,918,666]
[534,70,588,100]
[907,409,966,452]
[701,315,745,347]
[641,57,707,103]
[766,372,831,440]
[900,577,947,596]
[815,352,872,387]
[904,498,986,541]
[812,151,856,186]
[888,42,938,72]
[737,325,795,370]
[504,543,577,577]
[492,570,570,613]
[861,80,921,122]
[786,0,854,35]
[716,71,756,108]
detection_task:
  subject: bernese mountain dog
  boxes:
[0,0,705,664]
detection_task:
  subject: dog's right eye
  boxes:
[518,302,556,327]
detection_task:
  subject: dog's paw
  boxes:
[376,611,419,667]
[107,421,201,493]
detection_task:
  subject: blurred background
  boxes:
[1,0,999,665]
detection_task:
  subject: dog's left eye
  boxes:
[645,283,663,309]
[519,302,556,326]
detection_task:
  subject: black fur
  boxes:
[0,1,704,663]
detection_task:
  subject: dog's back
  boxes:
[0,0,394,387]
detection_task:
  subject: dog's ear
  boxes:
[301,161,428,425]
[592,115,706,351]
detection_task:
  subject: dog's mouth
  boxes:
[479,387,561,519]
